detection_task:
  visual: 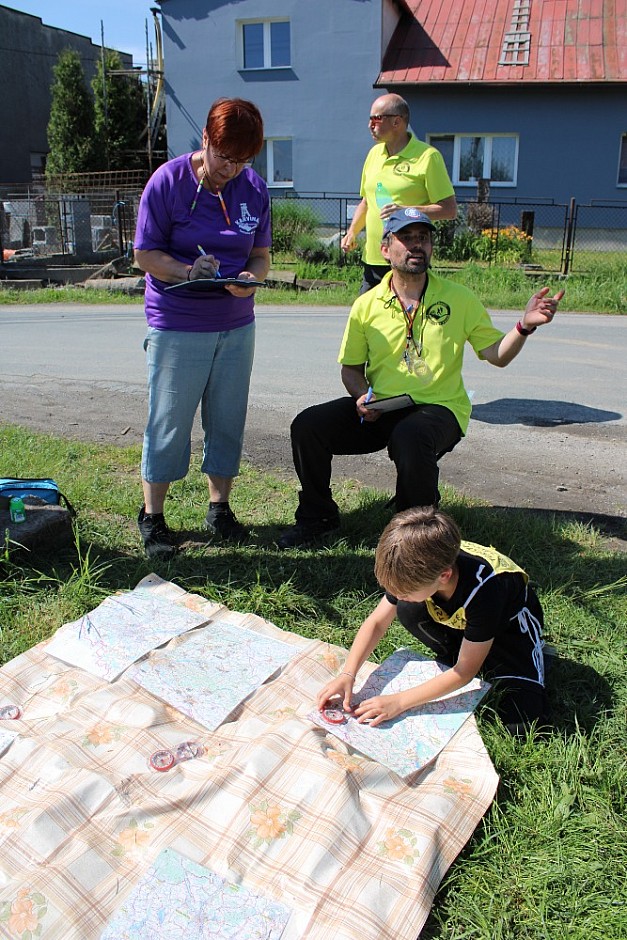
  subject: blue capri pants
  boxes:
[141,323,255,483]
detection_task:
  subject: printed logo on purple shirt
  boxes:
[235,203,259,234]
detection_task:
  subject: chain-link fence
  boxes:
[567,202,627,273]
[270,192,359,266]
[452,199,571,271]
[269,193,627,275]
[1,179,625,277]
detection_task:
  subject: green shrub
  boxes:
[477,225,533,263]
[436,229,480,262]
[271,201,319,253]
[293,234,337,265]
[436,224,533,264]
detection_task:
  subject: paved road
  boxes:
[1,302,625,525]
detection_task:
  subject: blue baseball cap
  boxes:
[382,208,436,237]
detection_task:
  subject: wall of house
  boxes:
[159,0,389,193]
[399,84,627,205]
[158,2,625,205]
[0,6,133,186]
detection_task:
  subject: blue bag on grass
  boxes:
[0,478,75,515]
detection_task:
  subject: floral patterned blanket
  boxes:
[0,575,498,940]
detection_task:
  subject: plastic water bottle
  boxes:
[9,497,26,523]
[375,182,393,210]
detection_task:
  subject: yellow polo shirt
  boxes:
[360,134,455,264]
[338,271,504,434]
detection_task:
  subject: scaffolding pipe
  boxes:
[149,8,165,150]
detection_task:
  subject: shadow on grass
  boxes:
[4,496,623,725]
[547,655,615,735]
[6,494,624,609]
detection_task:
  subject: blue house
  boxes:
[156,0,626,204]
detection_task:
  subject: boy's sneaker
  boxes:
[277,518,340,549]
[205,502,248,542]
[137,506,177,559]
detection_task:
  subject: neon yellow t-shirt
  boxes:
[360,135,455,264]
[337,271,504,434]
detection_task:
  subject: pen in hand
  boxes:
[197,244,220,278]
[360,385,373,424]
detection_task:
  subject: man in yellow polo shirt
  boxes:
[278,208,564,549]
[341,93,457,293]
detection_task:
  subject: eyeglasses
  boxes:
[209,146,253,169]
[369,113,401,123]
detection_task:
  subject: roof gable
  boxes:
[379,0,627,84]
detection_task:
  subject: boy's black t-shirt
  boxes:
[385,541,545,685]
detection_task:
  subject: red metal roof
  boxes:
[379,0,627,84]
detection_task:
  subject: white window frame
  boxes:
[258,138,293,188]
[618,134,627,187]
[238,19,291,71]
[428,133,519,187]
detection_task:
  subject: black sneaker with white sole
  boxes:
[137,506,177,559]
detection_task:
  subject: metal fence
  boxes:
[1,181,625,276]
[270,194,627,274]
[567,201,627,273]
[0,184,141,262]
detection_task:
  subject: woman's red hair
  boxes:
[205,98,264,161]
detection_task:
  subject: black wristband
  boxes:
[516,320,536,336]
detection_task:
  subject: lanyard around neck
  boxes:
[390,274,429,353]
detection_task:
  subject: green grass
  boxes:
[1,424,626,938]
[0,286,142,304]
[446,262,627,314]
[1,258,626,311]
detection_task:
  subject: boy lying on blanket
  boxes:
[317,507,551,736]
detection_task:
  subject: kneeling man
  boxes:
[278,208,563,548]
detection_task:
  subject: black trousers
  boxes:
[404,593,551,733]
[360,262,391,295]
[290,396,461,523]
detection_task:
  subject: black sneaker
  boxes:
[277,518,340,549]
[204,502,248,542]
[137,506,177,559]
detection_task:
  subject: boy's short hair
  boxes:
[374,507,462,597]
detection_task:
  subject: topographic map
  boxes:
[101,847,292,939]
[126,619,296,730]
[309,648,490,776]
[45,590,209,681]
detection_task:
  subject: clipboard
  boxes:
[165,277,266,292]
[363,394,414,413]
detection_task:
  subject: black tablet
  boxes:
[363,394,414,413]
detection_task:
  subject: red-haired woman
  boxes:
[134,98,270,558]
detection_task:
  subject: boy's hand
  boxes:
[354,692,405,726]
[317,674,354,712]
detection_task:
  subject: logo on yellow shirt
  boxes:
[426,302,451,325]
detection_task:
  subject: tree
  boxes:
[46,49,95,177]
[92,50,146,171]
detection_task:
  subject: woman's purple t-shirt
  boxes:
[134,153,271,332]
